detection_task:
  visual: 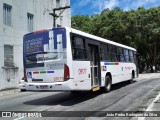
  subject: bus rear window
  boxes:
[23,28,67,68]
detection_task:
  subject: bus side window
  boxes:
[124,49,129,62]
[133,52,137,64]
[110,45,118,62]
[118,47,125,62]
[129,50,134,62]
[72,36,87,60]
[100,43,111,61]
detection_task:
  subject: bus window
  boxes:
[110,45,118,61]
[100,43,111,61]
[118,47,125,62]
[133,51,138,64]
[124,49,129,62]
[72,37,87,60]
[23,29,67,68]
[129,50,134,62]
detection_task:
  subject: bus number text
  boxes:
[78,68,87,75]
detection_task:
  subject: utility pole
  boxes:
[49,6,70,28]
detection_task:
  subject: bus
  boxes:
[23,27,138,92]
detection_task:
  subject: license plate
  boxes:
[40,85,48,89]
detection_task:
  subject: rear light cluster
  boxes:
[64,64,70,81]
[23,68,28,82]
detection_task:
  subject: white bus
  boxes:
[23,27,138,92]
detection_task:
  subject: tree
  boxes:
[71,7,160,72]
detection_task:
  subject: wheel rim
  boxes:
[107,81,111,90]
[106,77,111,91]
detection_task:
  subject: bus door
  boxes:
[88,44,101,87]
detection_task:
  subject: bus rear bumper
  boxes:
[25,81,72,91]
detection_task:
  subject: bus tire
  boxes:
[70,91,81,94]
[20,89,26,92]
[129,71,134,84]
[104,76,112,93]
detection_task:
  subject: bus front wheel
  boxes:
[103,76,112,93]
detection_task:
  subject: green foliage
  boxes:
[71,7,160,72]
[71,15,94,34]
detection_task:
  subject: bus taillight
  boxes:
[23,68,28,82]
[64,64,70,81]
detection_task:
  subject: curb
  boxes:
[0,88,20,96]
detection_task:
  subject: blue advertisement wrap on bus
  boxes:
[24,31,49,56]
[54,29,66,49]
[23,28,67,68]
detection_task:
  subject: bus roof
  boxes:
[65,27,136,51]
[24,27,65,36]
[24,27,136,51]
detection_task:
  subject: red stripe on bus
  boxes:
[33,71,39,74]
[115,62,119,65]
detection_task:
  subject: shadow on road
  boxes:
[23,80,136,106]
[23,91,101,106]
[112,80,137,91]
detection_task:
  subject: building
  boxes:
[0,0,71,90]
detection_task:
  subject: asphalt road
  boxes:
[0,73,160,120]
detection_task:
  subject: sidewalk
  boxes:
[0,88,20,96]
[138,73,160,112]
[145,90,160,120]
[137,73,160,120]
[136,73,160,81]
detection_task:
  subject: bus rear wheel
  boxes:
[70,91,82,94]
[103,76,112,93]
[129,71,135,84]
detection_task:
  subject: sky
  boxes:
[70,0,160,16]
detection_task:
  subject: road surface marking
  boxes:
[138,91,160,120]
[14,117,24,120]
